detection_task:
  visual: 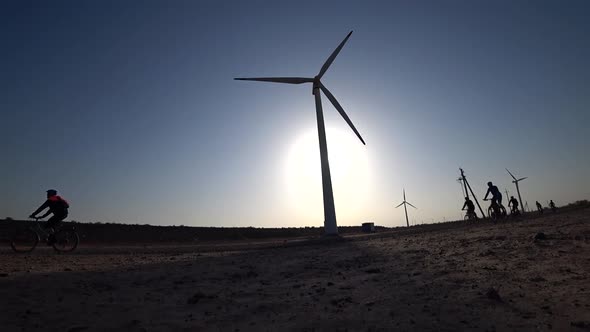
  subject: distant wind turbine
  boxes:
[395,189,417,227]
[506,168,527,212]
[235,31,365,236]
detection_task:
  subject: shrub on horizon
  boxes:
[566,200,590,208]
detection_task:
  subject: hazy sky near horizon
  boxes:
[2,0,589,227]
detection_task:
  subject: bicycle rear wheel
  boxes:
[499,205,507,218]
[52,228,79,252]
[11,228,40,253]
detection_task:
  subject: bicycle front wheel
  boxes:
[11,228,40,253]
[52,228,79,252]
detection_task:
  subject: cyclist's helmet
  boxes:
[487,181,493,186]
[46,189,57,196]
[465,197,469,200]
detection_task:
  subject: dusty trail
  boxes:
[1,209,589,331]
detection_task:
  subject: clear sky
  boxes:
[2,0,589,227]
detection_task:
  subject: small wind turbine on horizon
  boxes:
[395,189,417,227]
[506,168,527,212]
[235,31,365,236]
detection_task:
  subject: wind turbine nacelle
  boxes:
[312,78,321,94]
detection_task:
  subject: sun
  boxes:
[284,127,371,226]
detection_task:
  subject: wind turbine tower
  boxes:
[395,189,417,227]
[506,168,527,213]
[235,31,365,235]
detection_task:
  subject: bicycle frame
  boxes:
[484,199,505,219]
[29,218,55,241]
[466,210,476,217]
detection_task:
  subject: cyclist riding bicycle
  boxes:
[483,181,503,207]
[508,196,519,214]
[536,201,543,214]
[462,197,477,219]
[29,189,69,244]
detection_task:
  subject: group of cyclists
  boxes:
[461,181,556,220]
[22,185,559,243]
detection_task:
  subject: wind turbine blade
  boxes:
[317,31,353,79]
[506,168,517,180]
[403,189,406,201]
[234,77,314,84]
[518,177,528,182]
[319,83,366,145]
[395,202,404,208]
[406,202,417,209]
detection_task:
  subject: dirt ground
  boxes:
[1,209,589,331]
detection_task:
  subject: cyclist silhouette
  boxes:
[462,197,477,219]
[508,196,519,213]
[483,181,503,206]
[29,189,69,243]
[536,201,543,213]
[483,181,506,219]
[549,200,556,212]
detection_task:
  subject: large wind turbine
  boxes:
[395,189,417,227]
[506,168,527,212]
[235,31,365,235]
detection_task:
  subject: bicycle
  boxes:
[463,209,478,221]
[509,206,521,217]
[483,199,506,221]
[10,217,79,253]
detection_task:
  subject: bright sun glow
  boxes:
[284,127,371,226]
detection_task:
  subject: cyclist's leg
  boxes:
[46,215,63,230]
[46,214,66,242]
[495,196,507,216]
[488,202,495,217]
